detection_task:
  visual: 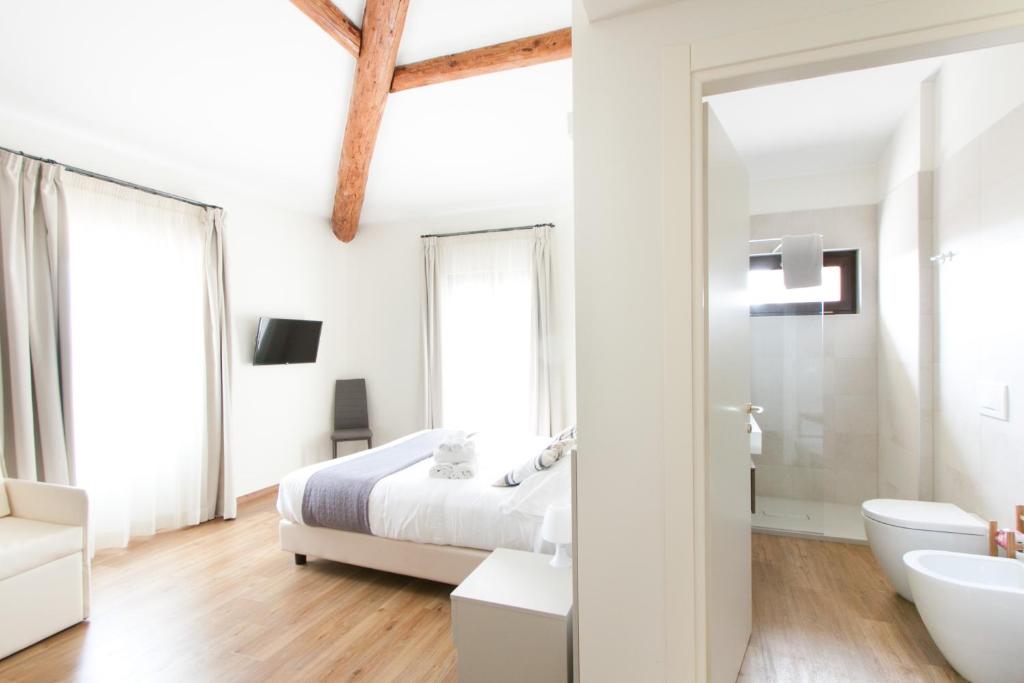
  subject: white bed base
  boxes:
[279,520,489,585]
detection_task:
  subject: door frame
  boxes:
[663,7,1024,681]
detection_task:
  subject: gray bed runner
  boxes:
[301,429,450,533]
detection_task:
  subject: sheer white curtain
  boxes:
[63,173,233,550]
[423,226,553,436]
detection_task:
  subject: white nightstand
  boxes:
[451,548,573,683]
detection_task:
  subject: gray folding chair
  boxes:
[332,379,372,458]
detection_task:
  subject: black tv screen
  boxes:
[253,318,322,365]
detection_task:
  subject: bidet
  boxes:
[904,549,1024,683]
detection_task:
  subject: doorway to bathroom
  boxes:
[701,37,1024,683]
[704,54,952,544]
[695,20,1024,683]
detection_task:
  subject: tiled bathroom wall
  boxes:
[750,205,879,505]
[932,99,1024,527]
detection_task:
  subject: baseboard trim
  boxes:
[237,484,279,505]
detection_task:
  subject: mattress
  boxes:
[277,431,569,552]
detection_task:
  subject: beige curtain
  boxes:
[205,208,235,520]
[421,236,442,428]
[530,226,553,436]
[0,151,73,483]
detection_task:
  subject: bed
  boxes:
[277,430,571,585]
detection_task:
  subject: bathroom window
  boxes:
[749,249,859,316]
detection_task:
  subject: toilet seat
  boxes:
[862,499,986,536]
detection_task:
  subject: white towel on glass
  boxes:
[781,233,823,289]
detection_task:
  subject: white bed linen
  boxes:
[277,431,567,552]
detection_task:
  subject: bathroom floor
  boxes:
[740,533,965,682]
[753,496,867,542]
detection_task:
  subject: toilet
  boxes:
[862,499,988,601]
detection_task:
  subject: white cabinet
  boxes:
[451,548,572,683]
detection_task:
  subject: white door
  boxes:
[705,105,753,683]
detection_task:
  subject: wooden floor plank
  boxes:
[1,496,965,682]
[741,533,965,683]
[0,494,457,683]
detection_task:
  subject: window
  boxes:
[64,174,226,550]
[438,235,534,433]
[749,249,859,316]
[424,227,552,435]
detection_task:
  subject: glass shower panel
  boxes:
[750,266,825,536]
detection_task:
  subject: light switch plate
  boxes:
[978,381,1009,421]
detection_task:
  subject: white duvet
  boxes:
[277,430,571,552]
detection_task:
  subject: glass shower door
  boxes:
[749,246,826,536]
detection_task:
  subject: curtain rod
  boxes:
[420,222,554,239]
[0,144,223,211]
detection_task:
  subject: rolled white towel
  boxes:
[438,434,467,453]
[434,438,477,464]
[441,430,468,447]
[451,462,476,480]
[429,462,455,479]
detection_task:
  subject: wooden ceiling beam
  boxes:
[288,1,572,242]
[331,0,410,242]
[390,28,572,93]
[291,0,362,58]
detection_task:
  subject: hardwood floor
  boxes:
[1,495,964,682]
[0,492,457,683]
[740,533,965,682]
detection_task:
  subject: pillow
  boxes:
[499,456,571,517]
[493,436,576,487]
[0,481,9,517]
[552,425,576,442]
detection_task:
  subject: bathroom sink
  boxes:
[904,550,1024,683]
[749,415,762,456]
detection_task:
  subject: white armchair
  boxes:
[0,478,90,660]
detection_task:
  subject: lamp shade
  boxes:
[541,504,573,545]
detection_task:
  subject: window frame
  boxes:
[749,248,860,317]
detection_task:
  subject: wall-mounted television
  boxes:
[253,318,322,365]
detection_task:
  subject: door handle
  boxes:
[745,404,764,415]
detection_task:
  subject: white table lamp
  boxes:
[541,504,573,568]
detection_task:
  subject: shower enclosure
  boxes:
[748,237,827,536]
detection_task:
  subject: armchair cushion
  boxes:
[0,517,83,581]
[4,478,88,528]
[0,481,8,517]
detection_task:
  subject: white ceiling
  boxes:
[707,58,943,181]
[0,0,572,225]
[580,0,681,22]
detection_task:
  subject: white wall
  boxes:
[935,42,1024,163]
[931,42,1024,527]
[749,166,877,215]
[876,173,935,500]
[873,76,937,502]
[571,1,1024,680]
[876,81,932,195]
